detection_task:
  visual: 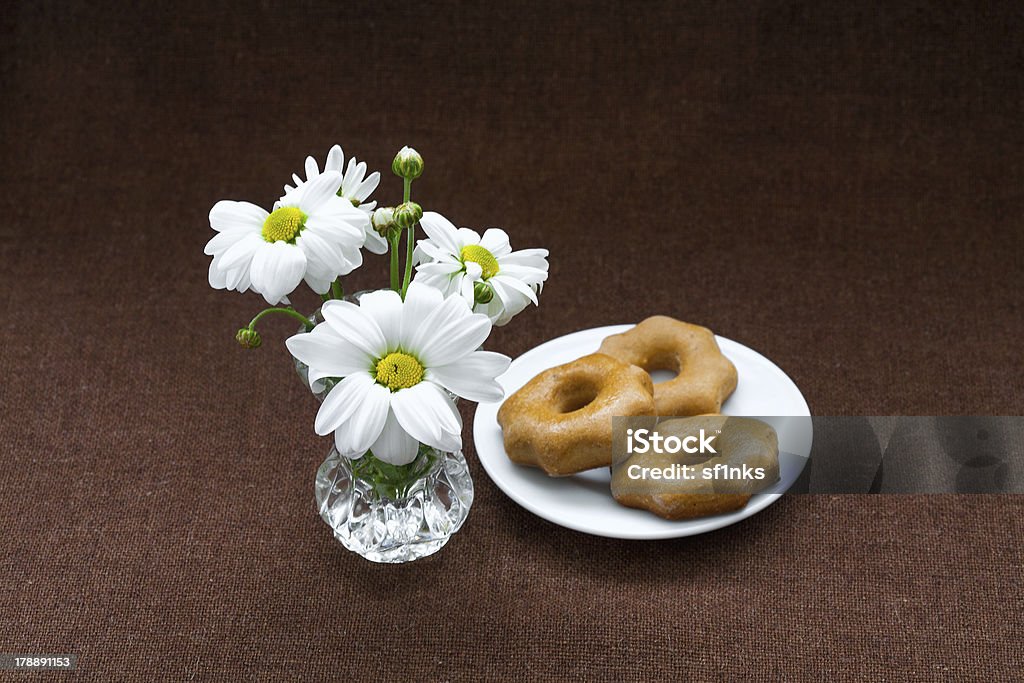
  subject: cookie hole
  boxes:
[555,383,600,413]
[648,368,678,384]
[642,352,681,384]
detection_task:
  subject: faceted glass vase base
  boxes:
[315,447,474,563]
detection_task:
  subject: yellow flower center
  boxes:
[262,206,308,243]
[460,244,499,279]
[374,352,424,391]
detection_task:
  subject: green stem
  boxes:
[389,233,401,292]
[351,447,437,500]
[248,307,313,331]
[401,225,416,298]
[320,292,331,304]
[331,279,344,300]
[400,177,414,298]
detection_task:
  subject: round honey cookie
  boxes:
[598,316,738,416]
[497,353,655,476]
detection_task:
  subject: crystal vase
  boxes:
[314,445,474,563]
[294,299,474,563]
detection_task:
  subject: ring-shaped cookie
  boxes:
[498,353,655,476]
[598,316,738,416]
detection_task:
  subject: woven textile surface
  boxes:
[1,1,1022,679]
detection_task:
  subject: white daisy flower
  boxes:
[282,144,388,255]
[205,171,368,305]
[413,211,549,326]
[285,282,510,466]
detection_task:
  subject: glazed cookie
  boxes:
[598,316,737,416]
[497,353,655,476]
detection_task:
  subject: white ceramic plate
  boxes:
[473,325,812,539]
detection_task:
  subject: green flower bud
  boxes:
[393,201,423,230]
[235,327,262,349]
[392,146,424,181]
[473,281,494,304]
[372,207,396,236]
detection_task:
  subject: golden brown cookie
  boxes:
[497,353,655,476]
[611,415,780,520]
[598,316,738,416]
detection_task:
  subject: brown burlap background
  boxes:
[2,1,1022,679]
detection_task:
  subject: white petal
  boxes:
[217,233,263,272]
[489,280,536,327]
[204,228,248,256]
[294,171,343,212]
[418,212,462,255]
[313,194,367,222]
[464,261,483,281]
[399,281,446,351]
[499,248,550,266]
[227,263,251,292]
[342,160,367,196]
[404,285,471,356]
[208,255,229,289]
[416,296,492,367]
[480,295,503,324]
[413,270,457,295]
[416,239,458,263]
[362,228,389,255]
[353,171,380,202]
[305,215,364,249]
[227,260,250,292]
[492,273,539,305]
[320,299,388,358]
[334,382,390,456]
[307,366,337,389]
[250,241,307,305]
[302,270,332,293]
[459,273,475,306]
[369,407,420,465]
[344,203,374,229]
[495,263,548,283]
[479,228,512,257]
[434,397,464,452]
[488,278,530,326]
[391,382,462,451]
[416,261,463,276]
[488,276,514,309]
[425,351,510,402]
[286,325,375,379]
[325,145,344,173]
[456,227,481,246]
[304,155,320,181]
[209,200,267,233]
[336,244,364,275]
[358,290,403,349]
[313,372,374,435]
[295,230,344,283]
